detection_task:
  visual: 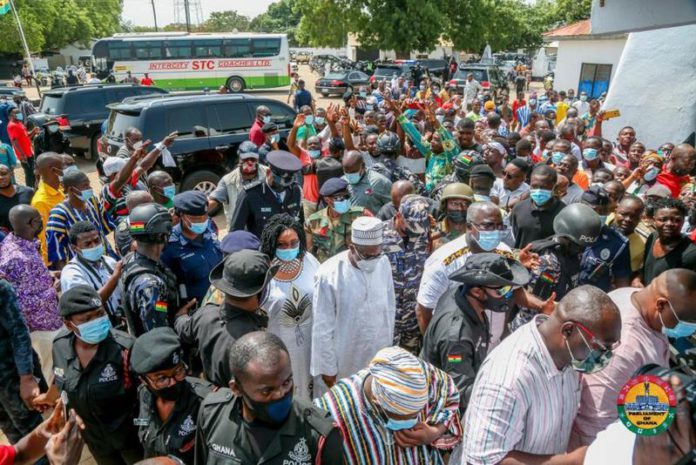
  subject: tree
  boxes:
[0,0,122,54]
[250,0,303,45]
[200,10,250,32]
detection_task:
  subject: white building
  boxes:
[543,20,627,98]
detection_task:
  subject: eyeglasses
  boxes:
[146,364,187,390]
[573,321,620,354]
[484,285,517,299]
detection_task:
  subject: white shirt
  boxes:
[416,234,512,310]
[572,100,589,117]
[463,79,483,104]
[310,250,396,389]
[583,421,635,465]
[463,315,581,465]
[61,255,121,317]
[491,178,530,210]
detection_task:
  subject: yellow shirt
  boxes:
[555,101,569,125]
[31,181,64,265]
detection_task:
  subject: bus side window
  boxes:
[223,39,251,58]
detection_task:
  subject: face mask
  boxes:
[276,247,299,262]
[673,167,690,177]
[447,210,467,224]
[529,99,537,106]
[188,218,209,235]
[359,91,367,98]
[243,389,293,426]
[580,95,588,102]
[529,188,553,206]
[660,300,696,338]
[304,115,315,125]
[262,116,272,124]
[48,125,59,134]
[356,256,381,273]
[16,113,23,121]
[63,165,79,176]
[270,133,280,144]
[75,315,111,345]
[163,184,176,199]
[583,148,598,161]
[436,115,445,123]
[419,85,426,91]
[333,199,351,214]
[479,289,510,313]
[344,172,362,185]
[643,166,659,182]
[474,229,501,251]
[551,151,565,165]
[474,194,490,202]
[315,116,325,125]
[80,244,104,262]
[308,149,321,159]
[272,172,293,188]
[385,417,418,431]
[78,189,93,202]
[151,381,184,401]
[564,327,612,374]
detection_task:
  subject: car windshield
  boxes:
[40,95,64,115]
[107,111,140,141]
[374,66,401,77]
[454,69,488,82]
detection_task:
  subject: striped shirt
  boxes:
[463,315,581,465]
[315,364,462,465]
[46,197,116,267]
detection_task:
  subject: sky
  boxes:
[121,0,277,27]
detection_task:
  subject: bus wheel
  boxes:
[226,77,245,93]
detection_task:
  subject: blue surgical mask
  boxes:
[333,199,351,214]
[81,244,104,262]
[270,133,280,144]
[263,115,272,124]
[47,125,59,134]
[79,189,93,202]
[315,116,325,125]
[304,115,315,125]
[63,165,79,175]
[529,188,553,206]
[436,115,445,123]
[16,113,23,121]
[660,300,696,338]
[276,247,299,262]
[580,95,588,102]
[644,166,659,182]
[564,326,613,374]
[474,194,490,202]
[308,149,321,159]
[551,151,565,165]
[344,172,362,185]
[359,91,367,98]
[385,417,418,431]
[75,316,111,345]
[366,104,374,111]
[188,218,209,235]
[163,184,176,199]
[475,229,502,251]
[583,148,598,161]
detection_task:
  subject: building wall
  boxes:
[553,38,626,93]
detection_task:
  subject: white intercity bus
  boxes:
[91,32,291,92]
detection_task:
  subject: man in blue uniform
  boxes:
[231,150,304,238]
[579,185,632,291]
[161,191,222,305]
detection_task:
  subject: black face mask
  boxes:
[478,289,510,313]
[150,381,184,401]
[271,171,293,191]
[454,168,470,183]
[447,210,467,224]
[241,388,293,426]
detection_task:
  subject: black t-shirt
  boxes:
[0,185,34,231]
[642,232,696,285]
[510,197,566,249]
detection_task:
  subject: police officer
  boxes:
[174,249,277,387]
[421,253,530,413]
[433,182,474,249]
[33,119,71,155]
[430,150,484,202]
[579,185,632,291]
[130,327,213,464]
[120,203,185,336]
[305,177,372,262]
[51,285,143,465]
[231,150,304,238]
[161,191,222,305]
[370,131,425,193]
[511,203,603,330]
[196,331,344,465]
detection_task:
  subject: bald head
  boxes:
[658,269,696,319]
[391,180,414,208]
[342,150,365,173]
[466,201,502,224]
[9,205,41,241]
[126,191,154,211]
[557,285,621,339]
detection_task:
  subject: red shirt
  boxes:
[7,121,32,160]
[512,99,526,122]
[299,148,320,203]
[140,77,154,86]
[656,166,689,198]
[249,119,266,147]
[0,444,15,465]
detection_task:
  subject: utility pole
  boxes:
[184,0,191,32]
[150,0,158,32]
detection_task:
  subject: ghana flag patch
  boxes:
[448,354,463,364]
[130,221,145,233]
[155,301,168,313]
[540,272,555,284]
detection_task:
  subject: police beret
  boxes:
[59,285,103,317]
[131,327,183,375]
[581,184,610,206]
[266,150,302,173]
[173,190,207,215]
[319,177,349,197]
[470,164,496,180]
[220,230,260,254]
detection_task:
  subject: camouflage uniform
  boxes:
[382,195,432,355]
[431,218,465,251]
[429,151,484,202]
[305,206,372,263]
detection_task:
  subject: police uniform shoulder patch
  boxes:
[202,387,234,406]
[600,248,611,260]
[187,377,215,399]
[111,329,135,350]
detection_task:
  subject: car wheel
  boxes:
[180,169,220,195]
[226,76,245,93]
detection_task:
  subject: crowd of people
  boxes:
[0,66,695,465]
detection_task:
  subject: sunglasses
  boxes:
[484,285,516,299]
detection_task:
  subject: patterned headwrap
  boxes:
[369,346,428,416]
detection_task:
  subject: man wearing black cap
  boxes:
[210,142,267,230]
[578,185,631,291]
[37,285,143,465]
[231,150,304,238]
[174,250,277,387]
[161,191,222,305]
[131,327,213,464]
[33,119,70,156]
[121,203,186,336]
[421,253,530,412]
[305,177,372,262]
[468,164,499,203]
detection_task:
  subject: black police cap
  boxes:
[449,253,530,287]
[581,184,610,206]
[319,177,349,197]
[173,191,207,215]
[59,285,103,317]
[267,150,302,173]
[131,327,183,375]
[470,164,497,180]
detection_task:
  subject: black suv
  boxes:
[104,93,296,194]
[28,84,168,158]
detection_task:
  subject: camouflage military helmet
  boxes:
[399,195,431,234]
[453,150,483,171]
